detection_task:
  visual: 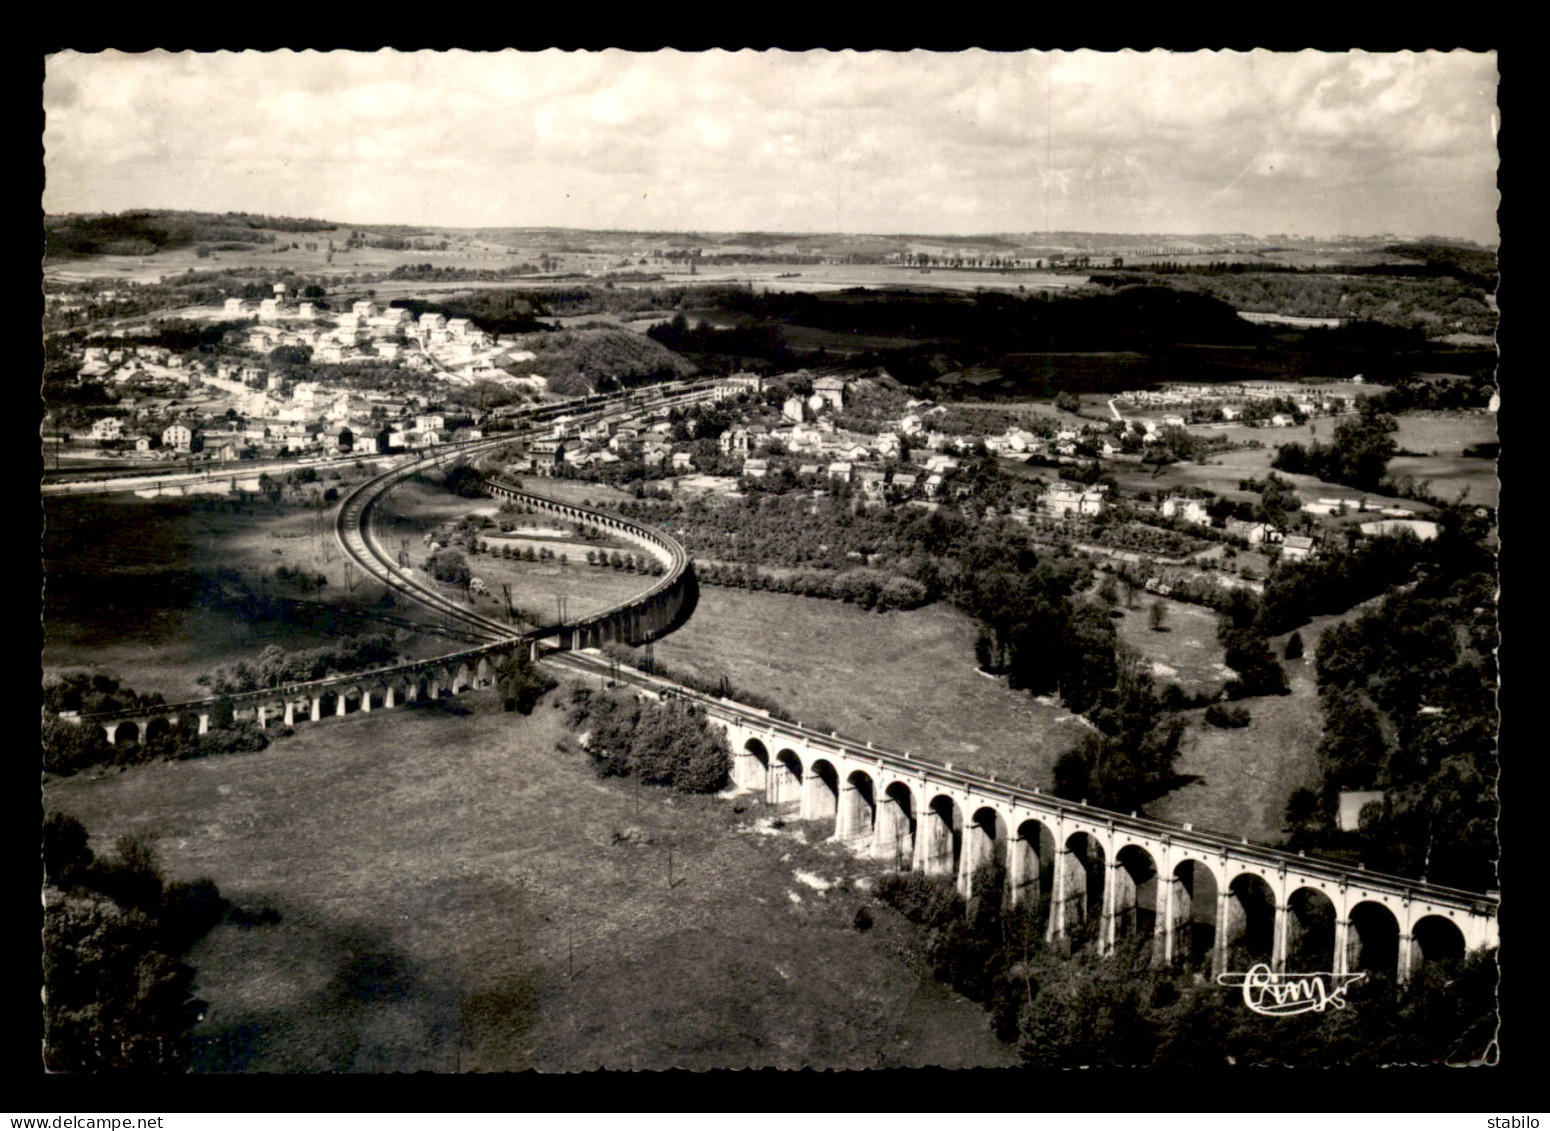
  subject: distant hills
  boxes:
[44,210,338,258]
[44,209,1496,264]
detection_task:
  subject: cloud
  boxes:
[42,48,1499,242]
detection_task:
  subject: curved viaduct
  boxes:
[64,426,1499,987]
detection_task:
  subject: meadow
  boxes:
[651,584,1084,789]
[43,488,454,701]
[44,684,1016,1071]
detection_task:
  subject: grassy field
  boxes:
[1146,600,1386,844]
[372,477,667,625]
[1111,594,1232,693]
[44,685,1016,1071]
[43,489,453,701]
[651,586,1083,789]
[1388,412,1499,507]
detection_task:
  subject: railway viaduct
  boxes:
[706,711,1498,983]
[73,473,694,748]
[61,432,1499,988]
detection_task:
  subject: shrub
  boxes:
[1204,703,1252,729]
[876,871,963,930]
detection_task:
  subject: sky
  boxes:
[42,49,1500,244]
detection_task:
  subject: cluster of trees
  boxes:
[1285,568,1497,891]
[1217,600,1291,699]
[194,633,399,695]
[42,699,269,778]
[497,651,553,714]
[44,817,230,1072]
[583,548,663,575]
[517,328,699,394]
[646,314,796,374]
[709,284,1258,358]
[567,686,731,793]
[694,561,929,611]
[45,210,304,257]
[1089,267,1496,337]
[1254,527,1435,635]
[1050,650,1187,811]
[43,671,166,718]
[387,262,543,281]
[1204,703,1252,728]
[1272,413,1400,491]
[427,547,472,588]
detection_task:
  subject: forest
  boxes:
[44,210,335,258]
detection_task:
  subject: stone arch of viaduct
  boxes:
[716,713,1498,985]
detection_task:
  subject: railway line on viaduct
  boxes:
[62,390,1500,986]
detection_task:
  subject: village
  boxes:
[46,276,1456,614]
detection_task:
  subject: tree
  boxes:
[1055,652,1184,812]
[427,548,471,588]
[1148,601,1167,632]
[1284,631,1305,660]
[1221,627,1290,699]
[499,650,552,714]
[1316,693,1388,798]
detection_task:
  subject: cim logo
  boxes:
[1216,964,1367,1016]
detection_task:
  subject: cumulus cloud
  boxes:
[42,48,1498,242]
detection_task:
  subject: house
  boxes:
[1162,497,1211,526]
[89,417,125,440]
[128,434,153,452]
[890,472,919,496]
[827,461,853,482]
[782,395,807,423]
[797,463,821,478]
[1280,534,1318,562]
[924,473,944,497]
[727,372,764,391]
[812,375,847,410]
[1224,519,1275,545]
[259,298,281,322]
[743,458,770,479]
[671,451,695,472]
[857,468,887,499]
[529,439,565,474]
[161,423,201,452]
[1043,483,1105,518]
[222,298,246,317]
